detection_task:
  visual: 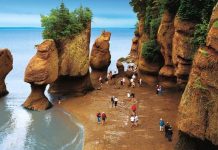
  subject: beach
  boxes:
[59,81,182,150]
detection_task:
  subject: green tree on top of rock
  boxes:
[41,2,92,40]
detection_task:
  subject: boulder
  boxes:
[23,39,58,110]
[49,22,93,95]
[177,4,218,147]
[0,49,13,97]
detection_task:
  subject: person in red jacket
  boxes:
[131,104,137,115]
[101,112,107,125]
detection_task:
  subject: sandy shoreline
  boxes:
[58,83,182,150]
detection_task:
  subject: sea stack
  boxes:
[49,22,93,95]
[0,49,13,97]
[23,40,58,111]
[90,31,111,87]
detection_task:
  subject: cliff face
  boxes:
[172,17,196,89]
[177,3,218,148]
[90,31,111,87]
[23,40,58,110]
[136,18,162,86]
[0,49,13,97]
[130,9,196,89]
[49,22,93,95]
[157,10,177,88]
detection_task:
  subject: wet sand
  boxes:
[59,82,182,150]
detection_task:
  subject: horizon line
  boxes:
[0,27,135,29]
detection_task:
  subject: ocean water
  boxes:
[0,27,134,150]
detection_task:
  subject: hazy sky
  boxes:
[0,0,137,28]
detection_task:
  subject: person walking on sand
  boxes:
[96,112,101,124]
[159,118,165,132]
[130,115,135,128]
[101,112,107,125]
[123,78,126,85]
[131,104,137,115]
[134,115,139,126]
[158,85,162,95]
[114,97,118,108]
[139,78,142,86]
[132,74,136,81]
[165,122,170,138]
[167,126,173,142]
[156,84,159,94]
[111,96,115,108]
[99,76,103,85]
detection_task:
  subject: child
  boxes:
[111,96,115,107]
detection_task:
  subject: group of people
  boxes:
[96,112,107,125]
[159,118,173,142]
[127,64,137,72]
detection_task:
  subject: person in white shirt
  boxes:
[132,74,136,80]
[114,97,118,108]
[122,78,125,85]
[134,115,139,126]
[130,115,135,128]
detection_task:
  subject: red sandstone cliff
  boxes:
[177,4,218,146]
[0,49,13,97]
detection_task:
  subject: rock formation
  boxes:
[49,22,93,95]
[172,17,196,89]
[130,35,139,59]
[177,3,218,149]
[157,10,177,88]
[0,49,13,97]
[116,60,125,76]
[90,31,111,87]
[135,18,162,86]
[23,39,58,110]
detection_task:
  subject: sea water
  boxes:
[0,27,133,150]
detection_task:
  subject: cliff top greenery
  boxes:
[41,2,92,40]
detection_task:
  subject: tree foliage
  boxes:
[142,40,162,63]
[41,2,92,40]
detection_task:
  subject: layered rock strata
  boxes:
[23,40,58,110]
[0,49,13,97]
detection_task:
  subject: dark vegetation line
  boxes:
[41,2,92,40]
[129,0,216,63]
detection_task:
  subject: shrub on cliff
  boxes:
[142,40,162,63]
[192,21,209,50]
[41,2,92,40]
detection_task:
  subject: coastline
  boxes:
[58,82,182,150]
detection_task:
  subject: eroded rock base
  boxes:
[175,131,218,150]
[23,84,52,111]
[49,74,93,96]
